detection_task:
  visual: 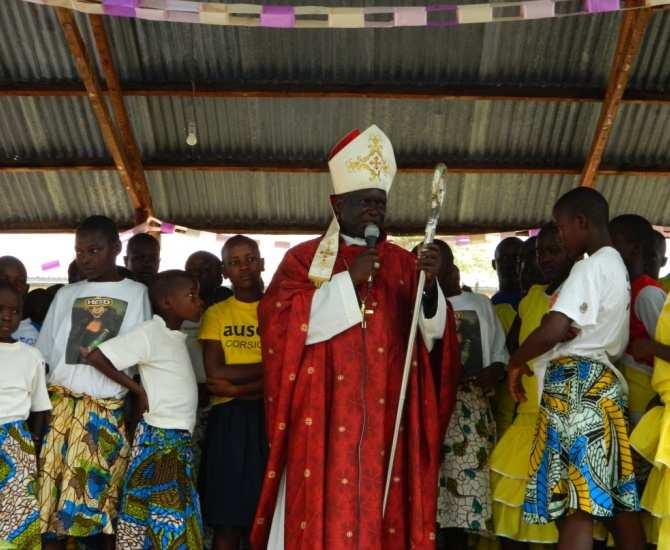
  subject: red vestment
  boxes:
[251,237,460,550]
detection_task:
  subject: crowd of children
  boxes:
[2,185,670,549]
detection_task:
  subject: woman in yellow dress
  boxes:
[629,293,670,548]
[489,223,573,549]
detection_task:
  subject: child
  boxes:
[518,236,545,296]
[199,235,267,550]
[490,238,523,436]
[645,229,667,281]
[610,215,666,428]
[0,282,51,550]
[432,240,508,546]
[489,223,573,548]
[83,270,204,549]
[124,233,161,287]
[507,188,644,549]
[185,250,233,308]
[628,290,670,548]
[0,255,38,346]
[36,215,151,549]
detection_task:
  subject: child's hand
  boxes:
[471,364,504,391]
[507,362,532,403]
[207,377,236,397]
[559,326,580,342]
[135,387,149,415]
[629,338,656,362]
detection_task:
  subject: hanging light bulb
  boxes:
[186,121,198,147]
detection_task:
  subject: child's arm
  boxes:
[84,348,149,413]
[201,340,263,397]
[630,338,670,364]
[28,410,49,455]
[507,311,573,402]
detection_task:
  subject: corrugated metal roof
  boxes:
[0,171,133,228]
[124,96,602,165]
[604,103,670,168]
[0,96,108,164]
[0,0,625,88]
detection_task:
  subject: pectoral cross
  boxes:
[360,301,374,329]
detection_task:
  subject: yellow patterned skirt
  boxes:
[38,386,130,539]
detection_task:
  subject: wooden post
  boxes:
[580,9,652,187]
[55,8,153,224]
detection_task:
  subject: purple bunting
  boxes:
[261,5,296,27]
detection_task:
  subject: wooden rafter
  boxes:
[580,9,653,187]
[88,14,152,221]
[2,83,670,105]
[2,161,670,178]
[55,8,153,223]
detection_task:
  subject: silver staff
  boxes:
[382,163,447,515]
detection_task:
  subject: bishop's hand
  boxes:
[349,249,381,285]
[417,243,442,286]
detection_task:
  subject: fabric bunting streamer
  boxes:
[22,0,669,29]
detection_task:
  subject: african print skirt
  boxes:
[38,386,130,538]
[437,383,496,534]
[523,357,639,524]
[0,421,40,550]
[116,421,203,550]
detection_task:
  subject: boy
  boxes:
[508,188,643,549]
[83,270,204,549]
[518,236,545,296]
[610,215,666,427]
[0,282,51,550]
[490,237,523,435]
[36,215,151,549]
[185,250,233,308]
[645,229,667,281]
[124,233,161,287]
[199,235,267,550]
[0,255,38,346]
[432,240,508,546]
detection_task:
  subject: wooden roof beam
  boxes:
[580,9,653,187]
[2,161,670,178]
[88,14,153,222]
[2,83,670,105]
[55,8,152,223]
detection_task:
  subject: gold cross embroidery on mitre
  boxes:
[345,134,390,183]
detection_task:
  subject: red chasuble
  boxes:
[250,237,461,550]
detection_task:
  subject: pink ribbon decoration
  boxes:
[584,0,619,12]
[102,0,138,17]
[41,260,61,271]
[160,222,176,234]
[261,5,296,27]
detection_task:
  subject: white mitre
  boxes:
[308,125,397,286]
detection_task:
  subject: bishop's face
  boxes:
[333,188,387,239]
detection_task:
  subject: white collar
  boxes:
[341,233,366,247]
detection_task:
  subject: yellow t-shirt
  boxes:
[517,284,551,413]
[494,302,517,336]
[661,275,670,295]
[198,297,262,406]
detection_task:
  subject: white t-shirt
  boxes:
[36,279,151,399]
[548,246,630,374]
[447,292,509,376]
[98,316,198,434]
[0,342,52,425]
[12,318,40,346]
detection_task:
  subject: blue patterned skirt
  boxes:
[0,421,40,549]
[523,356,640,523]
[116,421,203,549]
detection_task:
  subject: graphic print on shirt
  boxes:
[454,309,483,378]
[65,296,128,363]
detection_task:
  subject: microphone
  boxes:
[364,224,380,249]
